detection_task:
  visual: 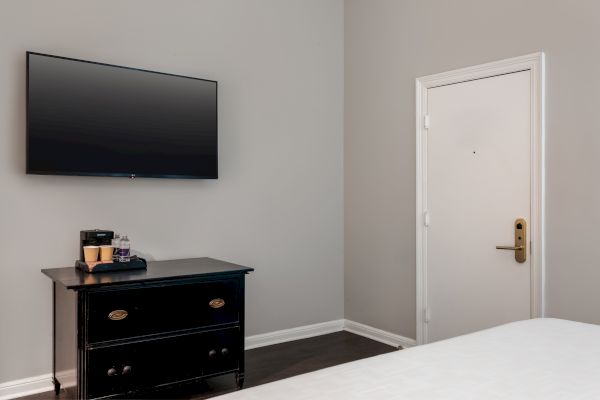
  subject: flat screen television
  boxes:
[26,52,218,179]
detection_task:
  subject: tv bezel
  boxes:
[26,51,218,180]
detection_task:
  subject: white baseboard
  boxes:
[0,373,53,400]
[0,319,414,399]
[245,319,345,350]
[344,319,417,349]
[245,319,416,350]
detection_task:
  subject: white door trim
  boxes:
[415,53,545,345]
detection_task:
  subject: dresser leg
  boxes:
[53,378,61,395]
[236,372,245,389]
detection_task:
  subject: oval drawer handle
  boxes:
[107,367,118,377]
[122,365,132,375]
[108,309,128,321]
[209,298,225,309]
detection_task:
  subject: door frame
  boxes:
[415,53,546,345]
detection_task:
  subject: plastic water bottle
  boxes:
[111,233,121,261]
[119,235,131,262]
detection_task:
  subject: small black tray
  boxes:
[75,256,147,273]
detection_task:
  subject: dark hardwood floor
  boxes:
[21,331,397,400]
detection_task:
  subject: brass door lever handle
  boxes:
[496,245,525,251]
[495,218,527,263]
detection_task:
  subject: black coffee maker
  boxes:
[79,229,114,261]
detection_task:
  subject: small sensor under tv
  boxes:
[26,52,218,179]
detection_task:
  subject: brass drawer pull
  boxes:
[209,298,225,309]
[108,310,128,321]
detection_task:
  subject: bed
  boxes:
[216,318,600,399]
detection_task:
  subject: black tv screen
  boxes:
[26,52,218,179]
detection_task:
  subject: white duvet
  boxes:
[216,318,600,399]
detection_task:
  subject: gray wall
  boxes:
[345,0,600,339]
[0,0,344,384]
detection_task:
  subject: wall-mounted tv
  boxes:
[26,52,218,179]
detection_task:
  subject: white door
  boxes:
[426,70,532,343]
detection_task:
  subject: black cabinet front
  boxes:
[44,258,252,400]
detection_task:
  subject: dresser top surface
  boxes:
[42,257,254,290]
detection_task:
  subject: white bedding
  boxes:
[216,319,600,399]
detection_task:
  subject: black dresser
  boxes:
[42,257,253,399]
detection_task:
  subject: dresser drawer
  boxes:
[203,327,240,375]
[87,279,240,343]
[86,328,240,399]
[87,333,199,398]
